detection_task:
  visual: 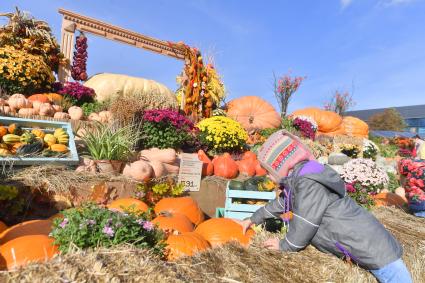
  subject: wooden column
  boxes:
[58,19,76,83]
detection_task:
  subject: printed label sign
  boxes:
[178,153,203,192]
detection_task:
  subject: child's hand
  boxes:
[263,237,280,250]
[233,219,253,235]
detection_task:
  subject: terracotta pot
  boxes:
[110,160,124,173]
[95,160,115,174]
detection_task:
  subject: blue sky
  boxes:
[2,0,425,112]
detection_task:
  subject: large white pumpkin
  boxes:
[84,73,177,108]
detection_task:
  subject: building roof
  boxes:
[346,104,425,121]
[371,130,424,139]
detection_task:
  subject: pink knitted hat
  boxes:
[257,130,314,181]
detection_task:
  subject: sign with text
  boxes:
[178,153,203,192]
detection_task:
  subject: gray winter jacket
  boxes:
[250,160,402,270]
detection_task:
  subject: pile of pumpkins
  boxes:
[0,196,254,270]
[0,93,112,123]
[0,123,70,157]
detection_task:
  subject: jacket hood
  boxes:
[293,161,346,198]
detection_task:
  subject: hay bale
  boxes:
[1,207,423,283]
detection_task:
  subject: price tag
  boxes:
[178,153,203,192]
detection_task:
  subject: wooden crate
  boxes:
[0,116,79,165]
[224,182,276,220]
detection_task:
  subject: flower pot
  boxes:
[95,160,115,174]
[110,160,124,173]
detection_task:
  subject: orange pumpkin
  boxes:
[0,221,7,234]
[212,153,239,179]
[255,162,268,176]
[237,159,256,176]
[194,218,255,247]
[28,94,50,103]
[108,198,149,213]
[0,219,53,245]
[242,151,257,161]
[226,96,281,131]
[292,107,343,133]
[0,126,7,138]
[166,232,210,261]
[44,93,63,105]
[154,197,204,225]
[342,116,369,138]
[0,235,58,270]
[373,193,407,208]
[198,150,214,176]
[152,211,194,234]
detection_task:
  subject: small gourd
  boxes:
[2,134,21,145]
[39,103,55,117]
[8,123,22,135]
[7,94,32,109]
[50,144,69,153]
[31,129,45,139]
[0,127,7,138]
[44,134,57,146]
[18,108,38,116]
[0,148,12,156]
[68,106,84,120]
[53,112,71,120]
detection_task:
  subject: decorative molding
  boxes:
[58,8,185,60]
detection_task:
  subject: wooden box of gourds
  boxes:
[0,116,79,165]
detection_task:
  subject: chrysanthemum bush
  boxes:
[292,115,317,140]
[139,109,198,150]
[197,116,248,154]
[57,81,95,106]
[341,158,389,193]
[363,139,379,161]
[51,204,165,255]
[0,45,55,94]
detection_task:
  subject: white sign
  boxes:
[178,153,203,192]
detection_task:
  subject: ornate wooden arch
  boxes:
[58,8,186,82]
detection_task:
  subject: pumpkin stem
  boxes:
[249,116,254,124]
[158,211,172,217]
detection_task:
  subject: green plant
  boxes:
[339,144,361,158]
[136,180,185,206]
[51,203,165,254]
[0,184,25,218]
[81,101,110,116]
[81,122,139,161]
[363,140,379,161]
[345,183,375,210]
[259,128,279,138]
[281,116,297,133]
[368,108,407,131]
[378,144,399,158]
[387,172,400,193]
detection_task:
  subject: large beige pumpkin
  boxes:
[84,73,177,107]
[342,116,369,138]
[226,96,281,131]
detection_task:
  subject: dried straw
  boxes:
[0,207,423,282]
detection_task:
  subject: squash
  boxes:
[98,110,113,123]
[44,134,57,146]
[163,162,180,174]
[292,108,343,133]
[0,143,8,149]
[20,132,36,144]
[16,142,44,155]
[39,103,55,116]
[0,105,12,115]
[32,100,42,113]
[122,160,153,181]
[44,93,63,105]
[53,112,71,120]
[31,129,45,139]
[2,134,21,145]
[242,151,257,161]
[237,159,256,177]
[342,116,369,138]
[54,128,69,144]
[148,159,167,178]
[7,94,32,109]
[84,73,177,108]
[212,153,239,179]
[140,148,177,164]
[0,219,53,244]
[373,192,407,208]
[152,211,194,234]
[226,96,281,131]
[9,142,23,154]
[0,98,6,106]
[18,108,38,116]
[154,197,204,225]
[7,123,22,135]
[166,232,210,261]
[0,126,7,138]
[52,104,63,113]
[194,218,255,247]
[68,106,84,120]
[0,221,7,234]
[255,162,268,176]
[0,148,12,156]
[198,150,213,176]
[50,144,69,153]
[108,198,149,213]
[27,94,50,103]
[0,235,58,270]
[228,180,244,190]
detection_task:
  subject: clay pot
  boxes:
[95,160,115,174]
[110,160,124,173]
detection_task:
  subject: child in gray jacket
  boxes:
[237,130,412,283]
